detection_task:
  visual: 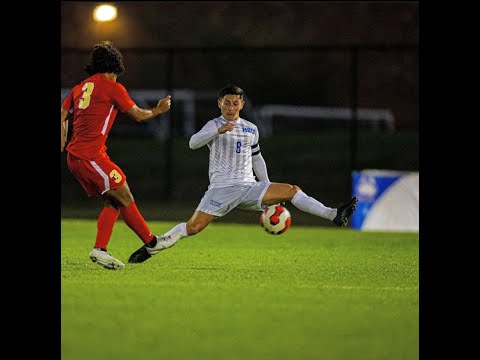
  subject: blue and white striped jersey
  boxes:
[190,116,261,189]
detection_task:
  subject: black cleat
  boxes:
[128,245,152,263]
[333,196,359,227]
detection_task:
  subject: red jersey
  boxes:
[62,73,135,159]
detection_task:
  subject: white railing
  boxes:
[61,89,395,138]
[254,105,395,136]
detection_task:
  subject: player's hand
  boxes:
[157,95,171,113]
[218,122,235,134]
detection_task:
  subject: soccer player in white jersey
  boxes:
[129,85,358,263]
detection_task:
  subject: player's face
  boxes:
[218,94,244,121]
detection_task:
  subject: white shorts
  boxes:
[196,181,271,217]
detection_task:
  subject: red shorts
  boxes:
[66,152,127,197]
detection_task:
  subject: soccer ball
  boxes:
[260,204,292,235]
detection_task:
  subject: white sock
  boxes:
[154,222,187,251]
[291,190,337,220]
[164,222,188,238]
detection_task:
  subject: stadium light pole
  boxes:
[349,47,359,198]
[164,49,175,202]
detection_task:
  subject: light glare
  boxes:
[93,5,117,22]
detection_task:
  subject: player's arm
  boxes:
[189,121,230,149]
[251,129,269,181]
[125,95,172,122]
[61,108,70,152]
[252,144,270,182]
[61,91,74,152]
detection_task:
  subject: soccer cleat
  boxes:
[333,196,359,227]
[89,248,125,270]
[128,234,181,263]
[146,234,180,255]
[128,245,151,263]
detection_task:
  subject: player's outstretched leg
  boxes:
[333,196,359,227]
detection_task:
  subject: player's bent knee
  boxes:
[187,223,205,235]
[292,185,301,192]
[290,184,302,196]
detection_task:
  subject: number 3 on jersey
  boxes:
[79,82,95,109]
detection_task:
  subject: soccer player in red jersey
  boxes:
[61,40,172,270]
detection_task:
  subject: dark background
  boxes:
[61,1,419,226]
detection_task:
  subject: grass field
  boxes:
[61,219,419,360]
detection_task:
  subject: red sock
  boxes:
[95,207,120,249]
[120,202,155,244]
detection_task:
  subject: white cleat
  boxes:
[89,248,125,270]
[146,233,181,255]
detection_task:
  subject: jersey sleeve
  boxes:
[250,124,269,181]
[189,120,219,149]
[252,152,270,182]
[251,124,260,156]
[113,83,136,113]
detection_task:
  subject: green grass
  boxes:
[61,219,419,360]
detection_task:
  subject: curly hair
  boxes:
[85,40,126,76]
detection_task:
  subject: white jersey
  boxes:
[190,116,261,189]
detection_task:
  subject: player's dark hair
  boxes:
[85,40,126,76]
[218,85,244,100]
